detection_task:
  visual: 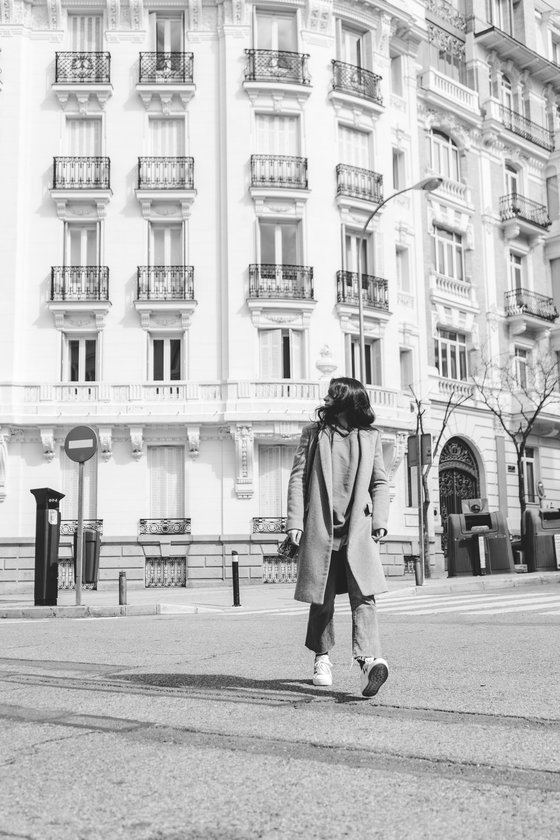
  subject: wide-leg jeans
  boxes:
[305,548,382,660]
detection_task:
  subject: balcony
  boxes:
[475,27,560,93]
[248,264,314,300]
[139,519,192,536]
[330,60,383,111]
[336,164,383,205]
[137,52,195,110]
[430,271,478,311]
[483,101,554,152]
[244,48,310,86]
[504,288,558,336]
[250,155,308,190]
[53,157,111,190]
[418,68,479,123]
[252,517,286,534]
[137,157,194,189]
[499,193,552,241]
[48,267,111,330]
[336,271,389,312]
[53,52,112,110]
[135,266,197,330]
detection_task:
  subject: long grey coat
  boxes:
[286,422,390,604]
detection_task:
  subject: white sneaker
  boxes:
[313,655,333,686]
[360,657,389,698]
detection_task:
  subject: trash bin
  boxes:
[523,508,560,573]
[73,529,101,585]
[447,510,514,577]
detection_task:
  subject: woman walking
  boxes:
[286,377,390,697]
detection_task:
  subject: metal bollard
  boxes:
[231,551,241,607]
[414,556,424,587]
[119,570,127,606]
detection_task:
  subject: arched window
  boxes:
[430,130,460,181]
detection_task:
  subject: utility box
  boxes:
[30,488,65,606]
[447,508,514,577]
[73,529,101,585]
[523,509,560,573]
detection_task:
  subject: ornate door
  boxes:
[439,437,480,557]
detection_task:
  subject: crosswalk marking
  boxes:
[378,594,560,616]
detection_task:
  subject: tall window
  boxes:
[396,246,410,292]
[522,446,536,503]
[433,226,464,281]
[259,221,300,264]
[400,349,414,392]
[434,329,468,381]
[255,10,297,51]
[68,14,103,50]
[148,446,184,518]
[149,118,185,156]
[430,130,459,181]
[255,114,300,155]
[151,337,182,381]
[150,13,184,52]
[67,336,97,382]
[501,74,514,110]
[552,40,560,66]
[66,117,102,156]
[551,258,560,310]
[505,163,519,196]
[487,0,514,35]
[150,224,183,266]
[547,174,559,220]
[259,445,296,516]
[348,336,381,386]
[259,329,304,379]
[392,148,405,190]
[509,252,524,291]
[428,23,466,84]
[66,224,98,267]
[514,347,529,389]
[343,230,371,275]
[338,125,371,169]
[390,53,404,96]
[337,23,369,68]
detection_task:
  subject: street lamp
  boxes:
[355,176,443,383]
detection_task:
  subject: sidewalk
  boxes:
[1,570,559,619]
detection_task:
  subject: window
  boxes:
[428,23,466,84]
[551,258,560,310]
[67,337,97,382]
[338,125,371,169]
[430,130,459,181]
[434,329,468,381]
[344,230,371,274]
[552,40,560,66]
[259,329,304,379]
[522,447,536,504]
[514,347,529,389]
[508,252,524,291]
[348,336,381,386]
[66,223,99,267]
[66,117,102,156]
[259,445,296,516]
[392,148,405,190]
[501,74,513,110]
[390,54,403,97]
[505,164,519,196]
[150,224,184,266]
[547,175,559,221]
[400,349,414,392]
[259,221,300,264]
[255,114,300,155]
[150,118,185,156]
[151,337,182,381]
[148,446,184,518]
[68,14,103,50]
[432,226,464,281]
[337,23,369,68]
[396,246,410,292]
[255,10,297,51]
[487,0,514,35]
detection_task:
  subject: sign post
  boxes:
[64,426,98,606]
[407,433,433,585]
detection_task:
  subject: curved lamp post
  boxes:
[355,176,443,383]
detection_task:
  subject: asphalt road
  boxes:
[1,584,559,840]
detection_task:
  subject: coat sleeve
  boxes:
[369,431,390,533]
[285,425,313,532]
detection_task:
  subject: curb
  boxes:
[412,572,560,596]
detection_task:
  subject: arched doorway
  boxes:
[439,437,480,556]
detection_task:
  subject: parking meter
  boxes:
[30,488,65,606]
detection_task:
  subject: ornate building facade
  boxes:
[1,0,559,592]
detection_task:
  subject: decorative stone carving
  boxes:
[130,426,144,460]
[98,426,113,462]
[46,0,61,29]
[315,344,338,380]
[186,425,200,459]
[385,432,408,500]
[188,0,202,30]
[0,430,9,502]
[230,424,254,499]
[129,0,143,30]
[40,428,55,462]
[106,0,120,30]
[304,0,332,34]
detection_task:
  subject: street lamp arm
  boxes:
[360,182,433,238]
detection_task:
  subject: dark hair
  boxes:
[316,377,376,430]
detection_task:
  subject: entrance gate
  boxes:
[439,437,480,557]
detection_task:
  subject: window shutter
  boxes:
[260,330,282,379]
[290,330,303,379]
[148,446,184,518]
[69,15,102,51]
[150,119,184,156]
[67,119,101,156]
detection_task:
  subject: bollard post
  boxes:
[119,570,127,606]
[414,555,424,587]
[231,550,241,607]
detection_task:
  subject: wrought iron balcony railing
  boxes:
[51,266,110,301]
[250,155,308,189]
[60,520,103,535]
[139,518,192,535]
[499,193,552,228]
[137,266,195,300]
[331,60,382,104]
[504,288,558,322]
[137,157,194,189]
[53,157,110,190]
[55,52,111,84]
[248,264,314,300]
[336,164,383,203]
[244,48,310,85]
[499,105,554,151]
[252,517,287,534]
[138,52,194,84]
[337,270,389,311]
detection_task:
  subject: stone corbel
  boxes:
[0,429,9,503]
[40,428,55,462]
[230,424,254,499]
[186,425,200,460]
[98,426,113,462]
[130,426,144,460]
[106,0,120,31]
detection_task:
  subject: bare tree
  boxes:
[410,387,471,577]
[472,349,560,533]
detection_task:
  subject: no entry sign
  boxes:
[64,426,98,463]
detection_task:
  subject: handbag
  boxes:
[277,535,299,561]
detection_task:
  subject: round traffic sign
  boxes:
[64,425,98,463]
